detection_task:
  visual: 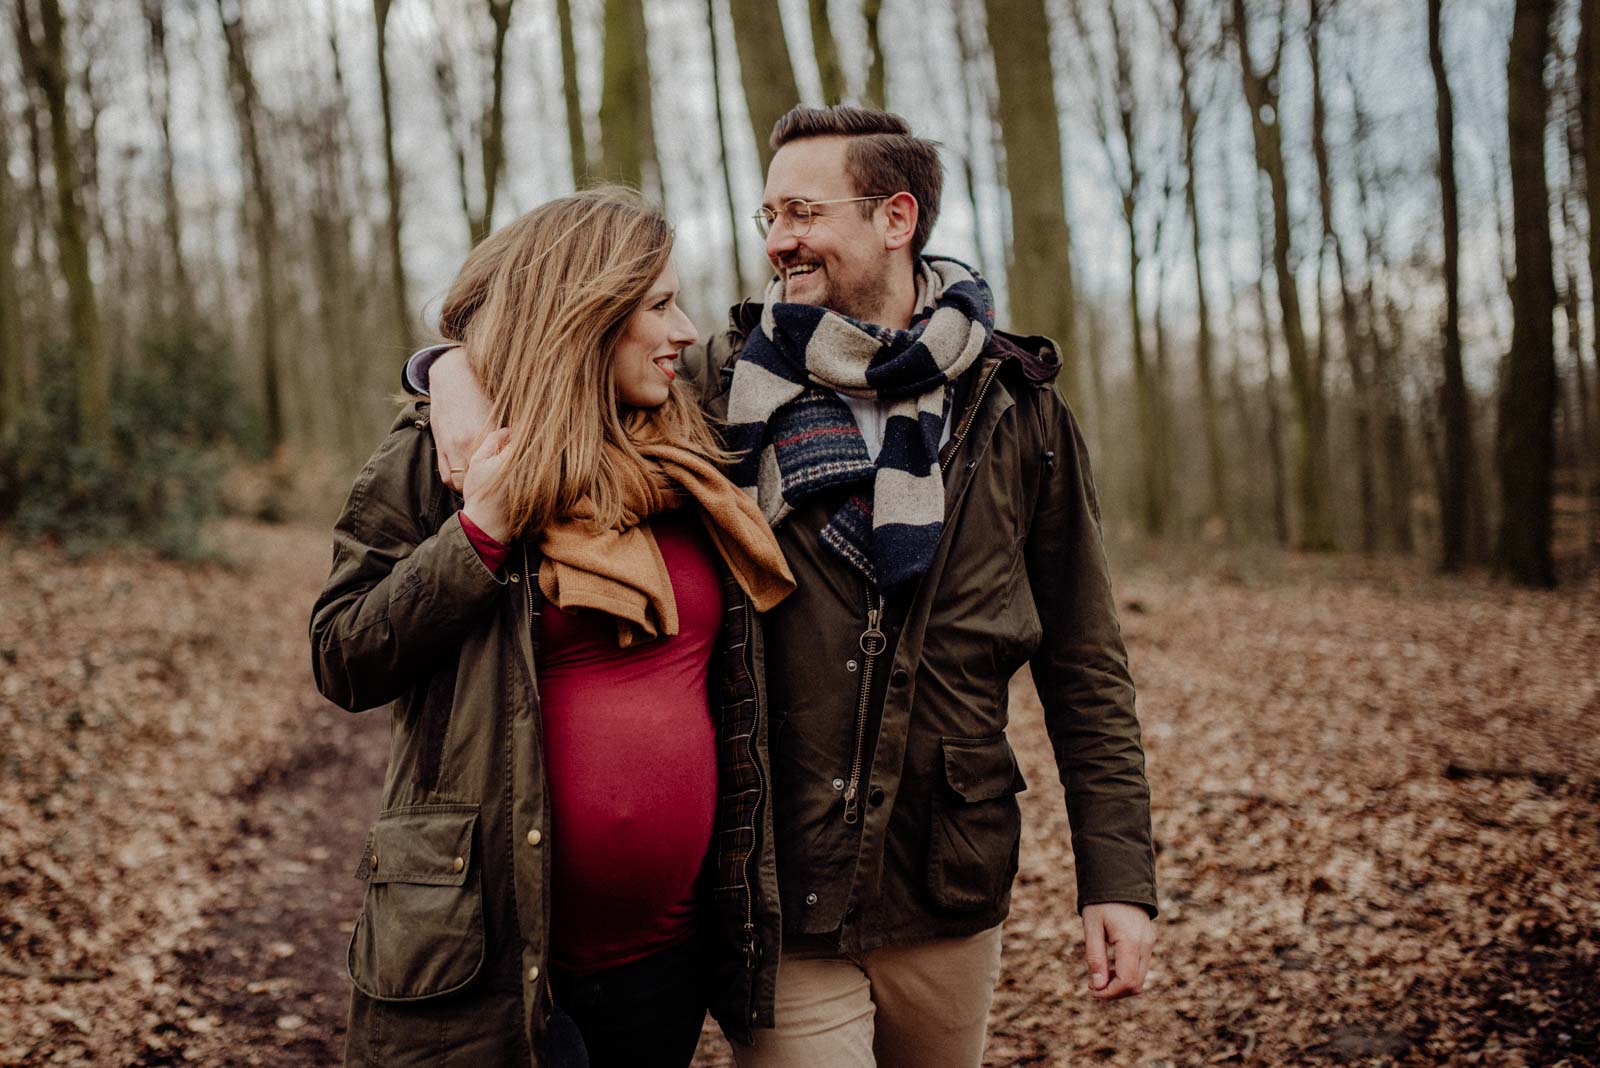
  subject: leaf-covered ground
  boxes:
[2,522,1595,1066]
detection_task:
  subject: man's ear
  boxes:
[881,192,918,252]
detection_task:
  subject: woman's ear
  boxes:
[881,192,919,253]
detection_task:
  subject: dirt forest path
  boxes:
[2,521,1597,1066]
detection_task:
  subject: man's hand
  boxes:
[1081,902,1155,1000]
[428,346,494,493]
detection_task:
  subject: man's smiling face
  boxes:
[762,136,891,322]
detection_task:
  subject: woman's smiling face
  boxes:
[612,262,697,409]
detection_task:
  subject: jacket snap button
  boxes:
[846,659,858,672]
[452,856,465,873]
[869,786,886,806]
[508,572,520,583]
[831,778,844,791]
[527,829,543,846]
[528,965,540,982]
[891,668,909,686]
[805,892,818,905]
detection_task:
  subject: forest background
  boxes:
[0,0,1597,1065]
[0,0,1596,576]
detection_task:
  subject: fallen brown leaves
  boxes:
[3,524,1596,1066]
[979,552,1600,1067]
[0,520,348,1065]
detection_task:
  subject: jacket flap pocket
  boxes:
[348,802,485,1003]
[940,735,1026,803]
[364,803,477,886]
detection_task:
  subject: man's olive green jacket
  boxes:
[309,405,782,1066]
[678,306,1157,954]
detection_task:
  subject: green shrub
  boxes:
[0,332,255,559]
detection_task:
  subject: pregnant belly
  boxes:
[540,682,718,974]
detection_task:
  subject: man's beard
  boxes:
[794,269,889,326]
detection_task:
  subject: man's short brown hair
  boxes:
[770,105,944,259]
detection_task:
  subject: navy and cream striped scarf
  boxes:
[725,257,994,592]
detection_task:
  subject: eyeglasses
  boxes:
[751,195,891,238]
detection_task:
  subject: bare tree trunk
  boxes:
[1348,84,1415,554]
[0,104,20,447]
[13,1,51,365]
[951,0,991,276]
[479,0,514,238]
[1217,155,1259,538]
[1232,0,1333,550]
[143,0,194,328]
[707,0,750,296]
[1558,62,1596,566]
[984,0,1081,407]
[1308,0,1376,551]
[556,0,587,184]
[1559,189,1592,561]
[1152,195,1177,533]
[374,0,412,350]
[863,0,886,108]
[809,0,845,104]
[216,0,284,452]
[1164,0,1228,537]
[1115,2,1162,534]
[600,0,651,189]
[25,0,108,448]
[1378,294,1415,552]
[429,38,476,245]
[1430,0,1476,570]
[1498,0,1559,586]
[1579,0,1600,561]
[1084,299,1110,464]
[1071,0,1159,533]
[728,0,802,174]
[1254,176,1291,547]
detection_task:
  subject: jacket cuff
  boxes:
[403,343,454,396]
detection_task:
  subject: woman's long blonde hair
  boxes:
[438,188,725,538]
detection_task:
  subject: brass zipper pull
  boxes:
[842,783,860,825]
[860,608,885,656]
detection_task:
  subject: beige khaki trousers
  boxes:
[732,925,1005,1068]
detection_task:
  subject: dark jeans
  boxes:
[549,936,709,1068]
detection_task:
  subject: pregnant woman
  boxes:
[311,187,793,1067]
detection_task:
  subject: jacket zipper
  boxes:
[843,362,998,826]
[941,361,999,476]
[842,586,884,825]
[738,589,767,1006]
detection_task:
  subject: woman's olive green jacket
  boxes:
[309,404,781,1067]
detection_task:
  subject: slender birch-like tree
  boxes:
[1231,0,1333,549]
[373,0,412,350]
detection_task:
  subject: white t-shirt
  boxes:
[837,392,952,463]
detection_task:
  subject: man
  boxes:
[413,105,1156,1067]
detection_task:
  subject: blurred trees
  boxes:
[0,0,1592,584]
[1499,0,1558,587]
[373,0,413,352]
[729,0,800,173]
[22,0,107,448]
[985,0,1082,407]
[1430,0,1474,572]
